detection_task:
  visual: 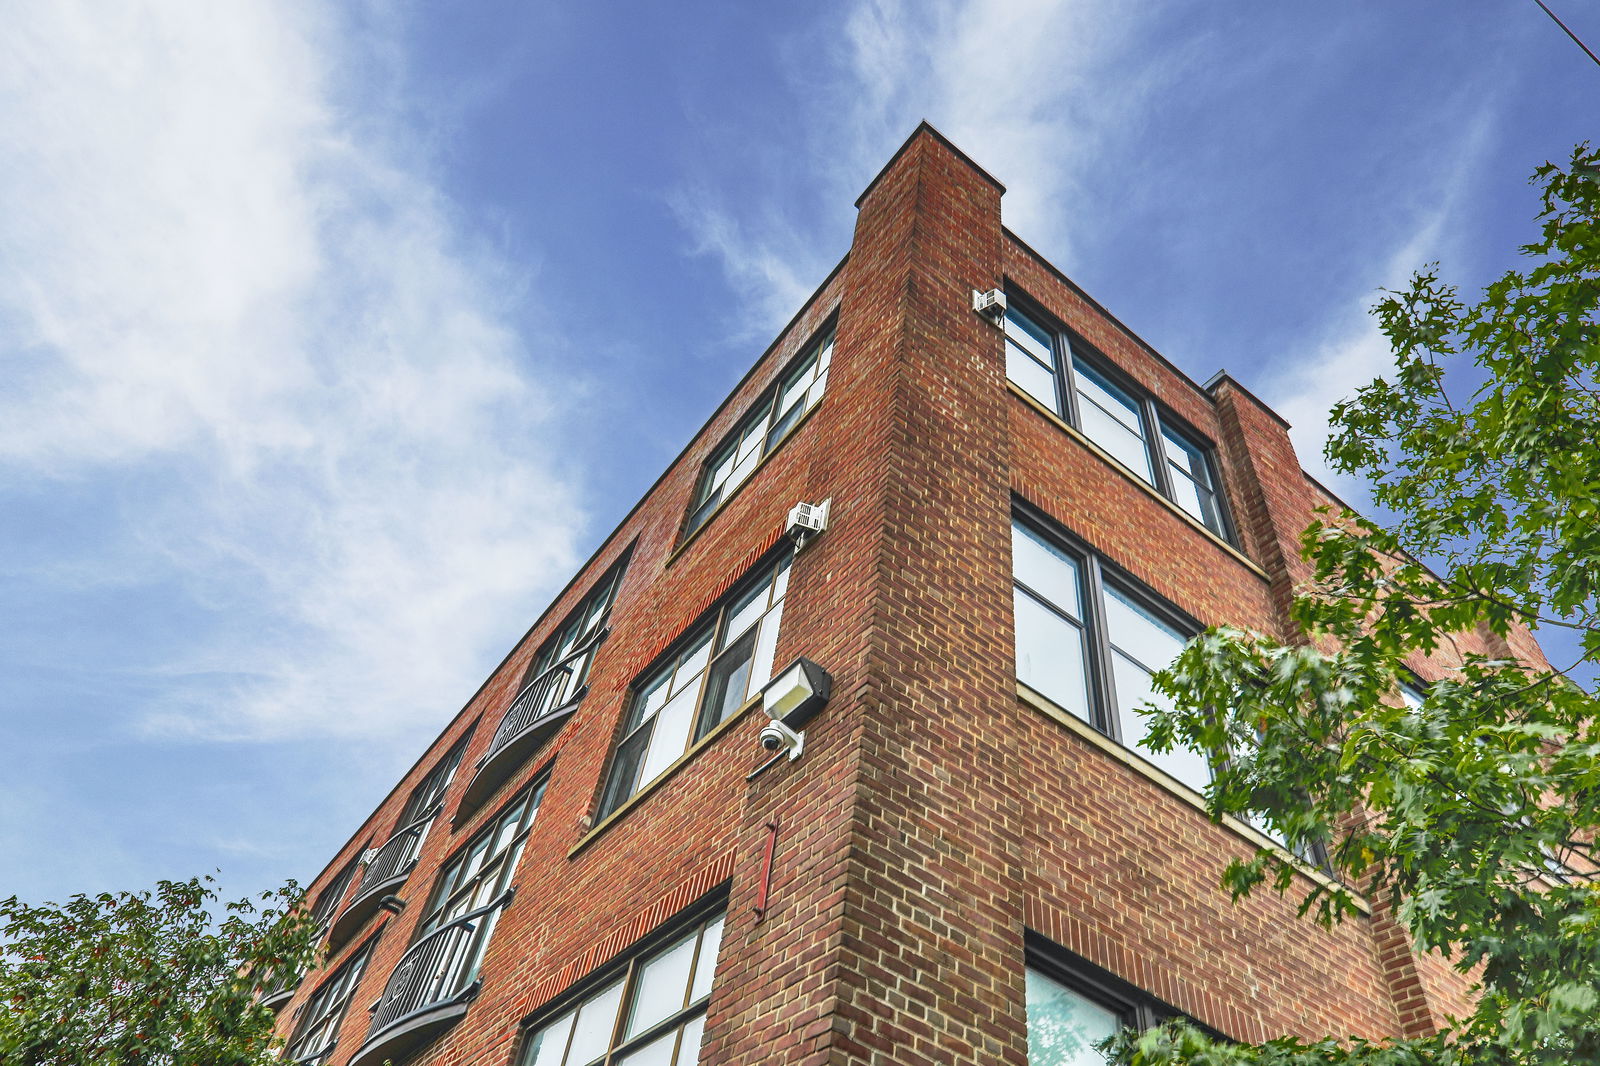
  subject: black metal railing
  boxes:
[479,630,605,767]
[364,890,514,1037]
[257,964,301,1010]
[359,804,440,890]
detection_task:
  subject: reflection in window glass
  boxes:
[521,913,722,1066]
[1025,968,1121,1066]
[687,328,834,533]
[601,555,793,819]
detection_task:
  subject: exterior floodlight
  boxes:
[761,656,833,731]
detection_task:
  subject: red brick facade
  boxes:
[271,124,1506,1066]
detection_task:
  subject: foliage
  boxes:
[1114,145,1600,1066]
[0,876,319,1066]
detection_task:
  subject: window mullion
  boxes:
[603,959,642,1066]
[1082,557,1121,741]
[1059,338,1082,426]
[1143,401,1175,499]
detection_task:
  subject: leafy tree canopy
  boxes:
[0,876,318,1066]
[1110,145,1600,1066]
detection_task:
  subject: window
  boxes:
[309,852,363,930]
[520,557,629,716]
[521,911,724,1066]
[598,553,792,820]
[685,328,834,534]
[1025,937,1202,1065]
[418,778,547,939]
[1004,300,1230,538]
[285,937,376,1064]
[1013,516,1213,794]
[400,733,471,827]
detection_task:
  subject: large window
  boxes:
[419,779,547,938]
[521,911,725,1066]
[1026,938,1197,1066]
[309,852,364,931]
[597,553,792,820]
[1005,300,1229,538]
[685,328,834,535]
[1013,516,1213,794]
[400,733,470,827]
[285,937,376,1064]
[520,557,629,714]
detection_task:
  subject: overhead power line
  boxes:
[1531,0,1600,70]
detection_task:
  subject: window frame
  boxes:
[1013,508,1205,759]
[1004,292,1235,542]
[521,552,632,699]
[415,775,548,942]
[596,549,793,822]
[284,934,378,1064]
[518,901,727,1066]
[1024,931,1218,1062]
[683,323,835,538]
[309,851,365,931]
[397,732,472,828]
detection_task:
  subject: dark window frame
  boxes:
[397,732,472,828]
[1004,290,1235,542]
[520,550,633,694]
[596,547,794,821]
[682,321,836,538]
[284,934,379,1064]
[517,893,728,1066]
[309,850,365,931]
[1024,931,1220,1048]
[415,774,549,943]
[1013,505,1203,751]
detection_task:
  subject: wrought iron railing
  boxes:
[479,630,605,767]
[358,803,441,891]
[364,890,514,1037]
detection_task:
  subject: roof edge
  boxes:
[855,121,1006,208]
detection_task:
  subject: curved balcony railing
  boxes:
[457,632,605,820]
[326,805,440,948]
[257,965,301,1012]
[348,890,514,1066]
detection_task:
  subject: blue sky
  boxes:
[1,1,1595,905]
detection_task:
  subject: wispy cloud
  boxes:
[0,0,584,740]
[672,0,1178,333]
[1262,115,1496,500]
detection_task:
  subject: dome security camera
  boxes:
[758,721,804,761]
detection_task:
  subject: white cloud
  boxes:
[0,0,584,740]
[1261,114,1495,500]
[673,0,1178,333]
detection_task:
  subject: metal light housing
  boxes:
[760,656,833,730]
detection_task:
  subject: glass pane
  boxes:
[748,602,783,697]
[722,582,768,647]
[690,917,723,1003]
[771,556,791,604]
[1161,426,1203,478]
[1012,523,1081,617]
[601,726,652,815]
[1025,969,1121,1066]
[1167,467,1206,523]
[1113,653,1211,793]
[672,631,714,696]
[626,932,698,1039]
[1015,590,1091,721]
[704,450,734,496]
[522,1011,575,1066]
[816,337,833,373]
[635,669,671,725]
[565,979,626,1066]
[1073,360,1143,434]
[616,1029,678,1066]
[1077,398,1154,483]
[737,417,766,461]
[675,1015,705,1065]
[686,493,720,532]
[639,685,697,785]
[698,631,756,738]
[1005,306,1054,364]
[1103,586,1184,675]
[1008,344,1058,412]
[729,449,760,491]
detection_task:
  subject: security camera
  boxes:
[758,721,804,761]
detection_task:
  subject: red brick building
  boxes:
[268,124,1517,1066]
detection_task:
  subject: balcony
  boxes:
[456,632,604,821]
[326,805,439,948]
[257,966,300,1013]
[348,890,513,1066]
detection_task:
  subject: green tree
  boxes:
[1107,145,1600,1066]
[0,876,319,1066]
